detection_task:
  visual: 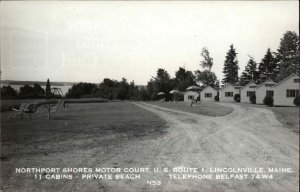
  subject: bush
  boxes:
[263,96,273,106]
[66,82,98,98]
[0,86,17,99]
[214,95,219,101]
[234,94,240,102]
[294,95,300,106]
[250,94,256,104]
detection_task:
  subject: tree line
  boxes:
[225,31,299,86]
[1,31,298,100]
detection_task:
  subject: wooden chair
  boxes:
[11,103,30,119]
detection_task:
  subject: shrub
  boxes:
[294,95,300,106]
[0,86,17,99]
[250,94,256,104]
[234,94,240,102]
[263,96,273,106]
[214,95,219,101]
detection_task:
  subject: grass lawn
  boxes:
[147,101,233,116]
[0,98,108,112]
[231,102,299,134]
[1,102,167,159]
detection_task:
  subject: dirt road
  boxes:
[128,102,299,192]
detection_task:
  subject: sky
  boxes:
[0,1,299,85]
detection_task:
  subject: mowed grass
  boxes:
[1,102,167,158]
[232,102,299,134]
[0,98,108,112]
[147,101,233,116]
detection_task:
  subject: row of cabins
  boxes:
[184,73,300,106]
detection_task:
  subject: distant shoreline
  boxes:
[0,80,78,86]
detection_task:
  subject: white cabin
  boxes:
[183,91,199,102]
[200,86,218,102]
[240,81,257,103]
[255,79,276,104]
[219,84,240,102]
[273,73,299,106]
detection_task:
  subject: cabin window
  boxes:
[294,78,300,83]
[266,90,274,97]
[205,93,212,98]
[247,91,255,97]
[249,85,257,88]
[286,89,299,97]
[188,95,194,100]
[225,92,233,97]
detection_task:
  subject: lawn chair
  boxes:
[24,103,38,119]
[11,103,39,119]
[11,103,30,119]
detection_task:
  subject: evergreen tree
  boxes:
[45,78,51,99]
[258,48,277,82]
[240,56,259,86]
[276,31,299,80]
[222,44,239,84]
[146,68,174,101]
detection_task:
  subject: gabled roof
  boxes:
[272,73,299,88]
[255,78,276,89]
[240,81,257,90]
[201,85,218,92]
[220,83,235,91]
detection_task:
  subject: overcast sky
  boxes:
[1,1,299,85]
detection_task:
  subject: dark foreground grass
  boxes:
[1,102,167,158]
[147,101,233,116]
[0,98,108,112]
[232,102,299,134]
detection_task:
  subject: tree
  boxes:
[200,47,213,71]
[195,47,218,87]
[146,68,174,101]
[175,67,196,91]
[0,86,17,99]
[128,80,140,100]
[66,82,98,98]
[33,83,45,98]
[258,49,277,82]
[240,56,259,86]
[276,31,299,80]
[19,85,34,99]
[222,44,239,84]
[115,78,130,100]
[154,68,172,95]
[195,70,218,87]
[45,79,51,99]
[98,78,117,100]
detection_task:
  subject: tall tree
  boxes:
[45,78,51,99]
[1,86,17,99]
[258,48,277,82]
[276,31,299,80]
[196,47,218,87]
[222,44,239,84]
[200,47,213,71]
[240,56,259,86]
[195,70,218,87]
[147,68,173,100]
[175,67,196,91]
